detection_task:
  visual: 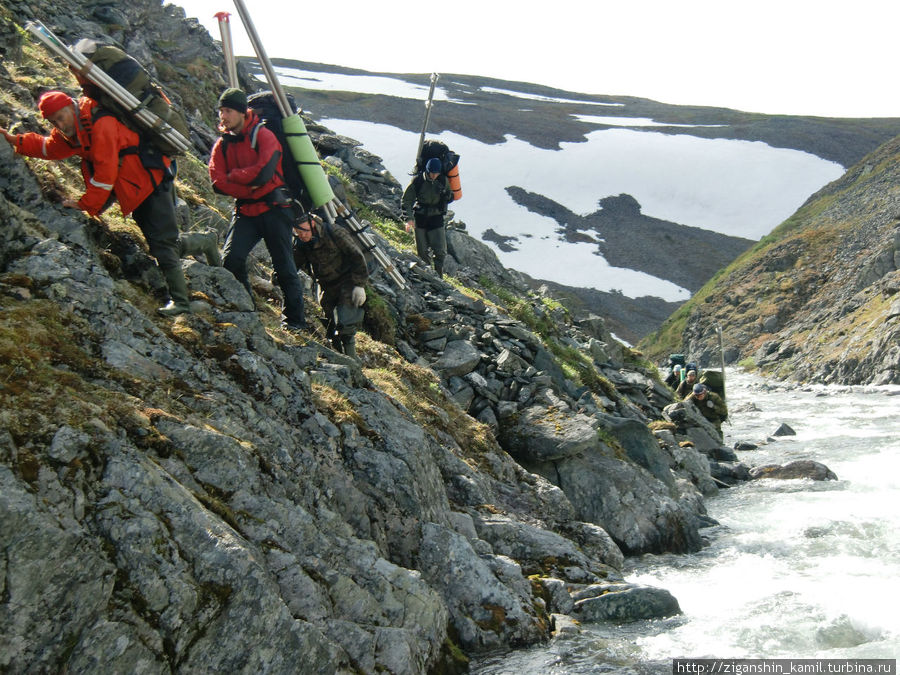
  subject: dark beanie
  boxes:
[217,87,247,113]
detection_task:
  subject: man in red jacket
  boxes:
[0,90,191,316]
[208,88,307,331]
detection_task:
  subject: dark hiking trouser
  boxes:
[413,213,447,274]
[223,206,306,325]
[131,179,180,272]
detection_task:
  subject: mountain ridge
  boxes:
[259,56,900,167]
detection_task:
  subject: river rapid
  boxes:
[472,370,900,673]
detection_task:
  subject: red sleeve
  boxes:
[14,129,78,160]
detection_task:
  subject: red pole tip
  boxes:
[213,11,231,21]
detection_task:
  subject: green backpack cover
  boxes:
[72,38,190,156]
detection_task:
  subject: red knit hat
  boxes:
[38,91,74,119]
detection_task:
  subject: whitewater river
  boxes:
[472,370,900,673]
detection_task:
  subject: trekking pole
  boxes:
[214,12,239,88]
[716,323,726,398]
[415,73,439,168]
[25,21,192,154]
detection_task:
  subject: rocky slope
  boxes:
[640,134,900,385]
[0,1,753,672]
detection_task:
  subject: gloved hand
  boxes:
[351,286,366,307]
[706,400,714,408]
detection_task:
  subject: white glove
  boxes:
[706,400,714,408]
[351,286,366,307]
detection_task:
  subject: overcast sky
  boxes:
[172,0,898,118]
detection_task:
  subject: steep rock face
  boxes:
[642,135,900,386]
[0,2,732,672]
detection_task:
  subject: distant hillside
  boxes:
[256,58,900,168]
[639,135,900,385]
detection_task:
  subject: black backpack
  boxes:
[415,139,460,176]
[668,353,686,369]
[246,90,312,212]
[71,38,190,157]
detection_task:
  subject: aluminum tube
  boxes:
[415,73,439,164]
[231,0,290,118]
[214,12,239,88]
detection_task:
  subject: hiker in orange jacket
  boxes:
[0,90,190,315]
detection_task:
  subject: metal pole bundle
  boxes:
[323,201,407,289]
[230,0,406,289]
[214,12,239,88]
[25,20,192,155]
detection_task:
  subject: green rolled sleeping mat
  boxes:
[281,114,334,208]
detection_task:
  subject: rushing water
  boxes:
[472,370,900,673]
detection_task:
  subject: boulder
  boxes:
[572,583,681,623]
[772,422,797,437]
[500,405,600,463]
[749,460,838,481]
[431,340,482,378]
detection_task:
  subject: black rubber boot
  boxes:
[157,266,192,316]
[340,334,358,360]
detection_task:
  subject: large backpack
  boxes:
[668,353,686,369]
[71,38,190,157]
[246,90,312,212]
[416,139,461,201]
[415,139,459,176]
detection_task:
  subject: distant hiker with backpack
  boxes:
[0,90,191,316]
[665,364,683,389]
[208,87,308,332]
[402,157,453,277]
[292,213,368,358]
[675,369,699,399]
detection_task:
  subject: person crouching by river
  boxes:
[685,383,728,437]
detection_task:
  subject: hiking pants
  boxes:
[223,206,306,324]
[413,213,447,274]
[131,179,180,272]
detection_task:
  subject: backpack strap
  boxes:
[247,118,286,187]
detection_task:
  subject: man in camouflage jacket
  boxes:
[293,213,368,358]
